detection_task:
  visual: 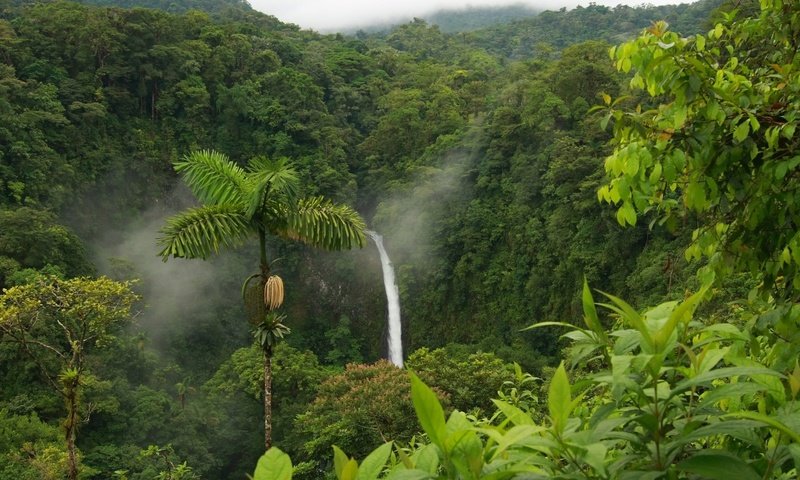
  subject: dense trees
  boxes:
[0,208,93,289]
[0,0,763,477]
[255,2,800,478]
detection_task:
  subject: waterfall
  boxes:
[366,230,403,367]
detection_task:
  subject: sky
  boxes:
[248,0,688,32]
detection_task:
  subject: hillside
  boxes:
[465,0,725,58]
[6,0,253,13]
[424,4,541,33]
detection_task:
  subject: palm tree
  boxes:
[158,150,365,449]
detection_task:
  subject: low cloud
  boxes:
[92,186,240,344]
[250,0,684,32]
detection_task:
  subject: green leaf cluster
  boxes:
[255,281,799,479]
[600,1,800,299]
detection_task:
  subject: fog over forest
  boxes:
[252,0,685,31]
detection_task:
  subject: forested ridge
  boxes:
[1,0,798,479]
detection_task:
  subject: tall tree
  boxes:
[0,276,138,480]
[158,149,365,449]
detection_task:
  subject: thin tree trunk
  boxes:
[65,385,79,480]
[258,227,274,451]
[263,345,273,450]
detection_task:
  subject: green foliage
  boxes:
[423,5,540,33]
[254,313,291,350]
[159,150,366,260]
[0,276,138,479]
[74,0,253,14]
[0,276,139,381]
[206,343,330,402]
[0,208,93,289]
[1,0,777,477]
[139,445,200,480]
[406,347,517,416]
[294,361,432,473]
[267,284,798,479]
[600,2,800,299]
[463,0,724,59]
[253,447,292,480]
[324,316,363,365]
[0,409,68,480]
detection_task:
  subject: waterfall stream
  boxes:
[366,230,403,367]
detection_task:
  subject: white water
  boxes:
[366,230,403,367]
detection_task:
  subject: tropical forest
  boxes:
[1,0,799,478]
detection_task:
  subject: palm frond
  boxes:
[245,156,300,219]
[279,196,366,250]
[175,150,249,206]
[158,205,252,260]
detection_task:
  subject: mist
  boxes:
[250,0,691,32]
[371,142,477,272]
[91,186,250,353]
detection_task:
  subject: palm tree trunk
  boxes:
[259,227,274,450]
[263,345,273,450]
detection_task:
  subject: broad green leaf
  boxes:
[673,104,687,129]
[395,447,414,469]
[548,363,571,433]
[446,410,472,434]
[356,443,392,480]
[492,399,535,426]
[724,411,800,443]
[448,430,483,478]
[333,446,349,479]
[582,442,608,476]
[695,34,705,51]
[610,354,635,401]
[678,451,760,480]
[616,202,637,226]
[733,121,749,142]
[694,346,728,376]
[699,323,747,340]
[490,425,544,461]
[672,367,783,397]
[253,447,292,480]
[341,459,359,480]
[581,278,607,343]
[412,445,439,474]
[653,285,708,351]
[685,181,706,211]
[673,420,763,446]
[599,293,653,350]
[788,443,800,472]
[782,123,796,139]
[648,162,662,183]
[713,23,723,39]
[410,372,447,448]
[697,382,765,408]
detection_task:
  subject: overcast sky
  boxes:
[248,0,689,32]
